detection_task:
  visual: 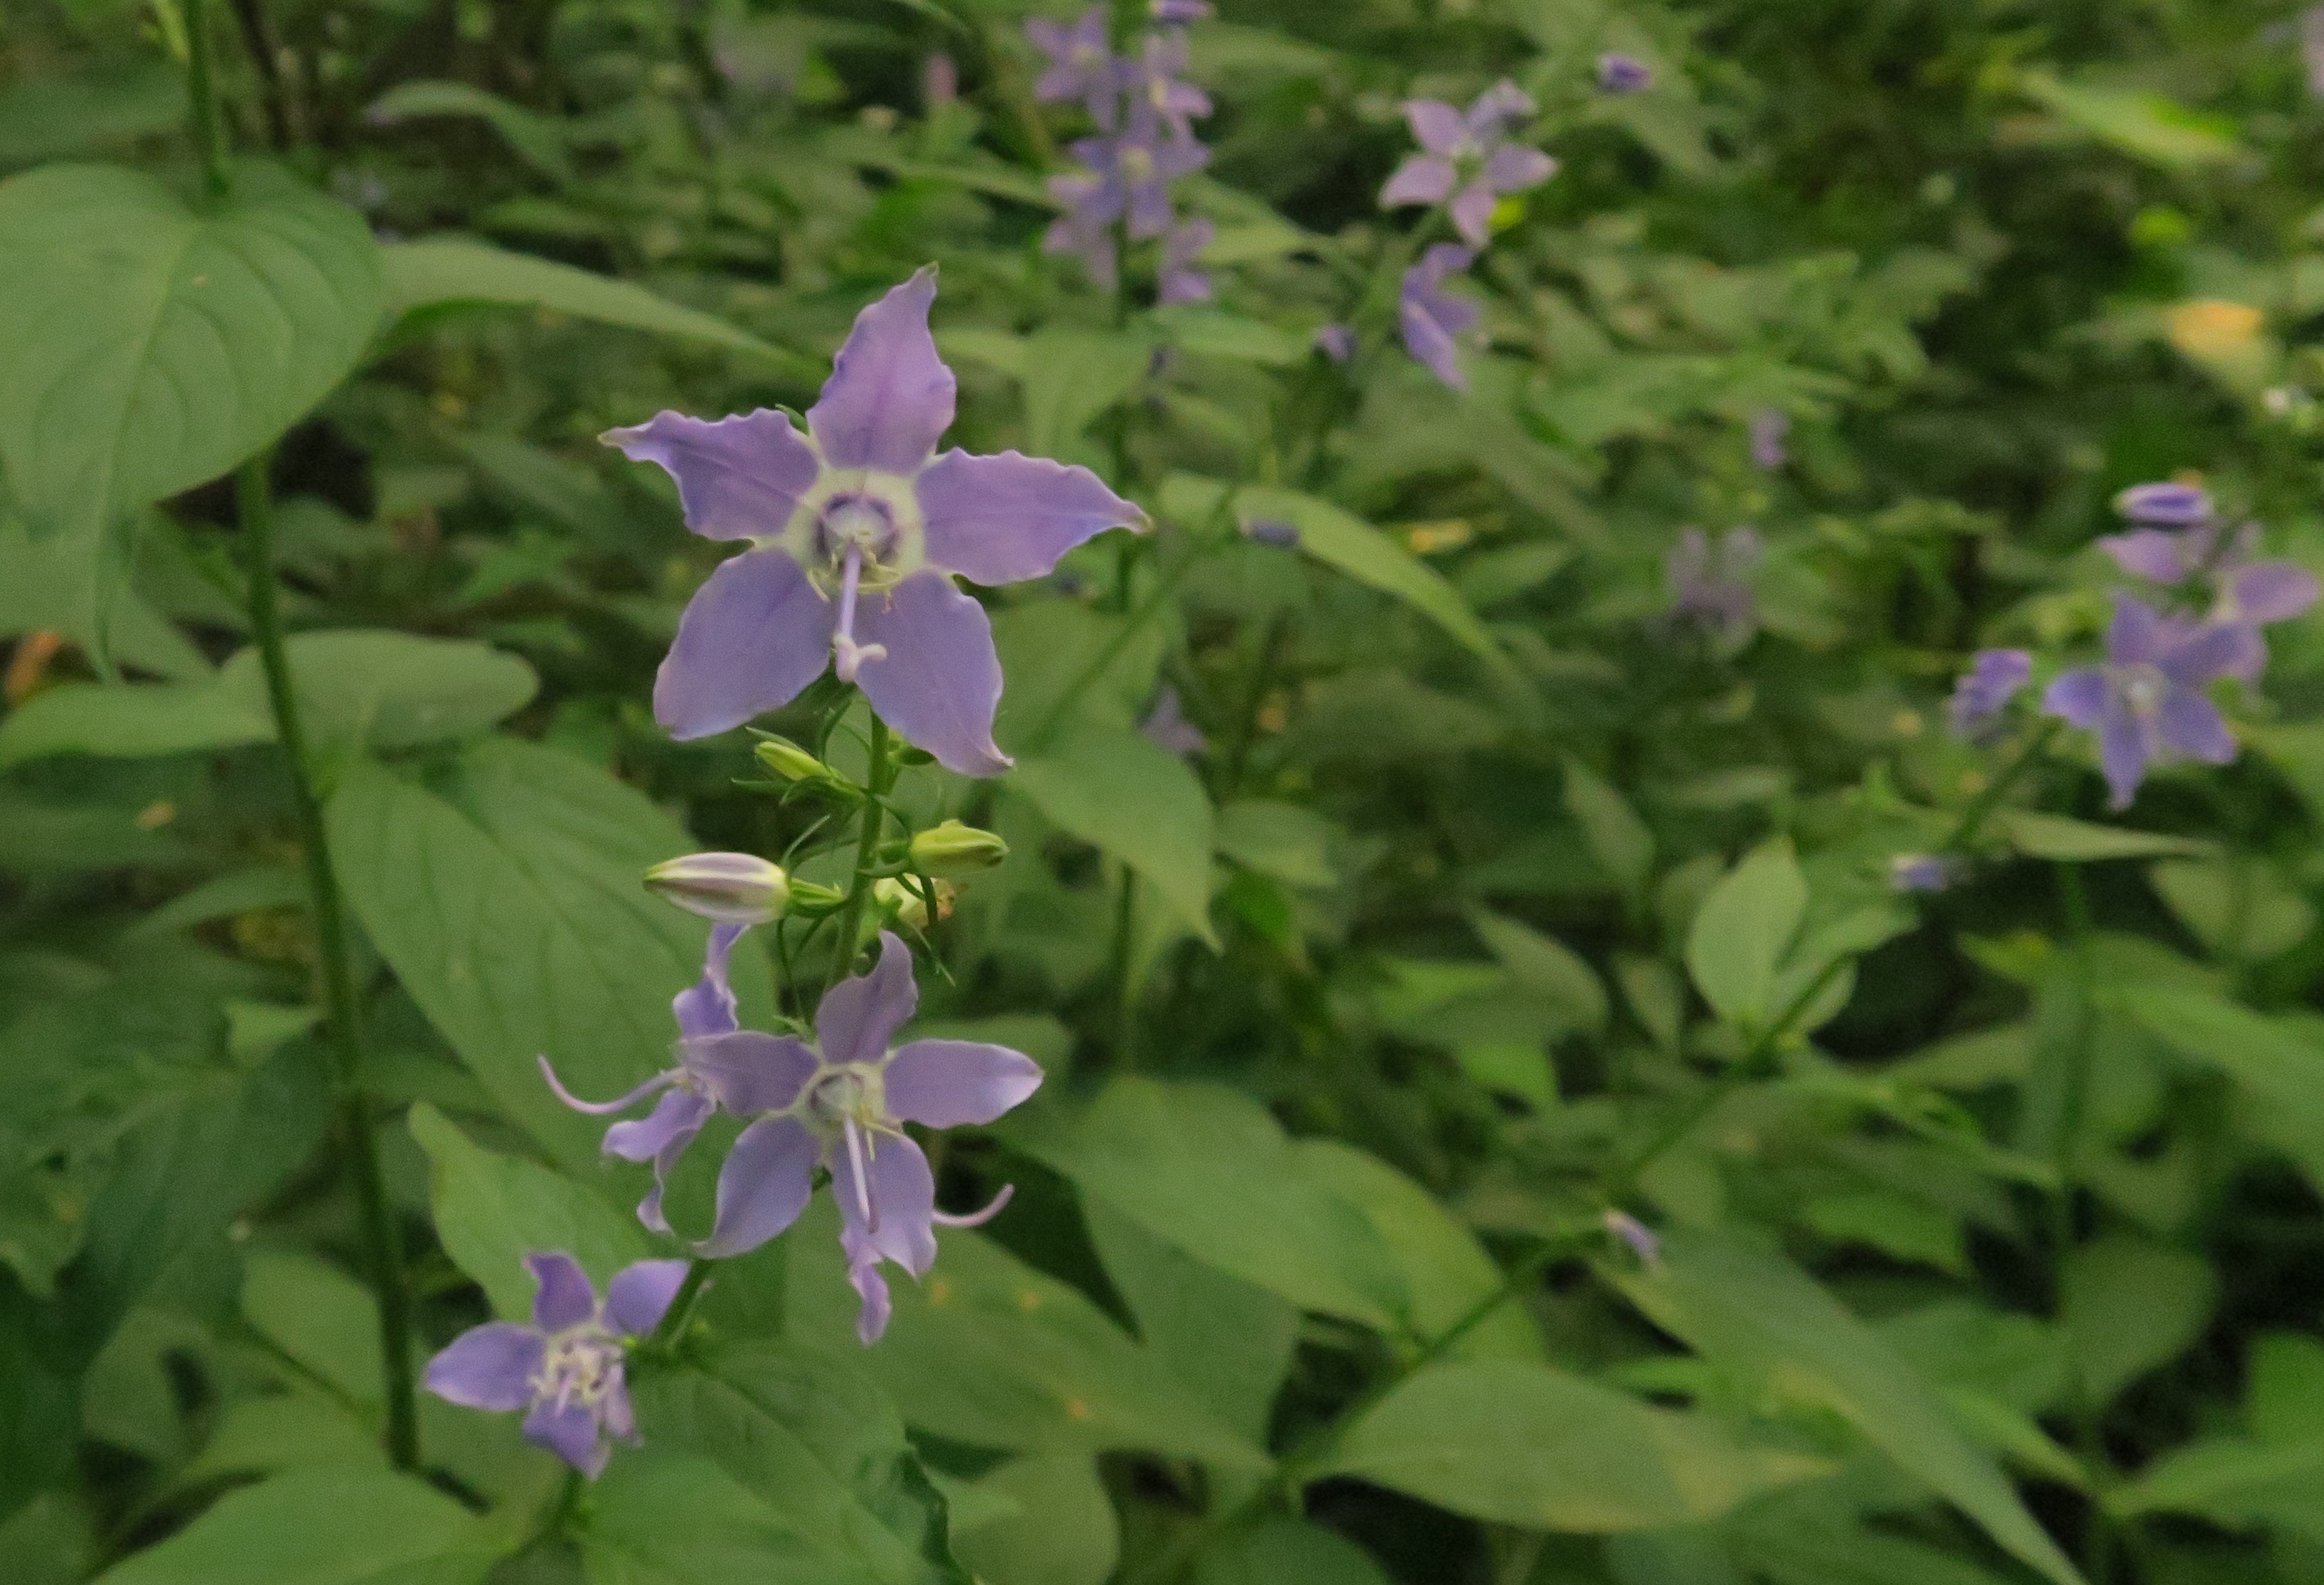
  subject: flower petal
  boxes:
[917,449,1145,587]
[2042,668,2109,729]
[2097,530,2192,584]
[2230,560,2320,625]
[654,547,836,741]
[1484,144,1555,193]
[698,1115,822,1258]
[817,929,919,1065]
[2159,620,2248,688]
[605,1259,693,1336]
[808,267,956,473]
[848,1256,894,1346]
[1381,154,1456,208]
[602,410,821,542]
[883,1039,1043,1128]
[2099,707,2148,810]
[603,1087,712,1166]
[672,921,745,1041]
[526,1253,598,1333]
[683,1029,820,1115]
[852,571,1012,777]
[524,1398,610,1477]
[2159,689,2237,765]
[834,1129,939,1278]
[424,1323,543,1411]
[1447,180,1497,247]
[1405,99,1464,156]
[2106,593,2164,668]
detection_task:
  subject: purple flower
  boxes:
[1243,517,1300,548]
[1141,685,1207,756]
[1026,7,1117,125]
[1949,647,2032,735]
[1043,169,1120,289]
[2095,523,2318,681]
[1313,323,1355,363]
[542,922,755,1234]
[2042,594,2242,809]
[1064,126,1210,242]
[1127,30,1210,144]
[1380,80,1557,248]
[1888,854,1955,894]
[1748,407,1789,470]
[1151,0,1212,20]
[1597,54,1653,94]
[1602,1210,1661,1265]
[1158,216,1214,304]
[1400,243,1479,390]
[2114,480,2212,527]
[923,54,958,112]
[605,270,1145,775]
[678,933,1041,1342]
[424,1253,688,1477]
[1666,526,1761,643]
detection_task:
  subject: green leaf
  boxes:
[1289,1139,1541,1360]
[0,163,382,647]
[1017,1078,1407,1330]
[379,237,781,360]
[1564,756,1654,896]
[1467,908,1607,1033]
[327,737,770,1167]
[1150,307,1307,366]
[407,1103,654,1320]
[0,58,187,169]
[950,1455,1119,1585]
[1612,1230,2086,1585]
[991,599,1170,748]
[620,1341,967,1584]
[1011,718,1218,947]
[1215,799,1336,889]
[1192,1518,1393,1585]
[92,1467,496,1585]
[2015,70,2241,170]
[2116,984,2324,1191]
[1020,329,1152,465]
[784,1203,1267,1468]
[1997,810,2212,862]
[1684,841,1807,1029]
[241,1251,386,1406]
[365,82,577,184]
[2109,1435,2324,1531]
[2061,1234,2215,1406]
[0,630,535,768]
[2149,858,2314,960]
[1314,1358,1824,1531]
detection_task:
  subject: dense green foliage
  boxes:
[8,1,2324,1582]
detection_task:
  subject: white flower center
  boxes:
[2117,663,2168,720]
[532,1324,624,1412]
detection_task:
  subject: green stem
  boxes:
[651,1258,715,1350]
[182,0,233,202]
[1945,717,2061,853]
[238,459,419,1471]
[827,713,897,991]
[1221,610,1293,799]
[1110,864,1139,1070]
[2049,860,2117,1580]
[1026,536,1207,748]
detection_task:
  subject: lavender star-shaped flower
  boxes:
[1140,684,1207,756]
[2042,594,2242,809]
[1062,123,1210,244]
[1949,647,2032,735]
[1159,216,1214,304]
[680,933,1041,1342]
[1026,6,1119,126]
[1666,526,1761,644]
[1380,80,1556,247]
[605,269,1145,775]
[1400,242,1479,390]
[1127,30,1210,144]
[1043,168,1121,289]
[424,1253,687,1477]
[2096,521,2317,682]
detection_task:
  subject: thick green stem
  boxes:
[827,713,896,991]
[182,0,233,201]
[238,460,420,1470]
[650,1258,716,1350]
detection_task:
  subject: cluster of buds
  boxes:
[1029,3,1216,301]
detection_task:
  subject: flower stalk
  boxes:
[237,458,421,1470]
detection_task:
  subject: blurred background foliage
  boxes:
[9,1,2324,1583]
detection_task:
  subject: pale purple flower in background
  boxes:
[2113,480,2212,527]
[1057,125,1209,244]
[1888,853,1955,894]
[605,270,1145,775]
[2095,522,2318,681]
[1400,243,1479,389]
[1244,517,1300,548]
[1043,168,1120,288]
[1158,216,1214,303]
[542,922,754,1234]
[1380,80,1556,247]
[2043,594,2242,808]
[1666,526,1761,644]
[923,54,959,112]
[424,1253,688,1476]
[1313,323,1355,362]
[1026,7,1119,125]
[679,933,1041,1342]
[1949,647,2031,735]
[1152,0,1212,21]
[1597,54,1653,94]
[1749,407,1790,470]
[1127,30,1211,144]
[1602,1210,1661,1265]
[1141,685,1207,756]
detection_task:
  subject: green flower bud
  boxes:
[754,736,837,784]
[907,820,1010,877]
[644,851,790,924]
[872,875,955,932]
[784,880,850,917]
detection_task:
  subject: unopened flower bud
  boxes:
[873,875,955,931]
[645,851,790,923]
[754,736,836,784]
[786,880,849,917]
[908,820,1009,877]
